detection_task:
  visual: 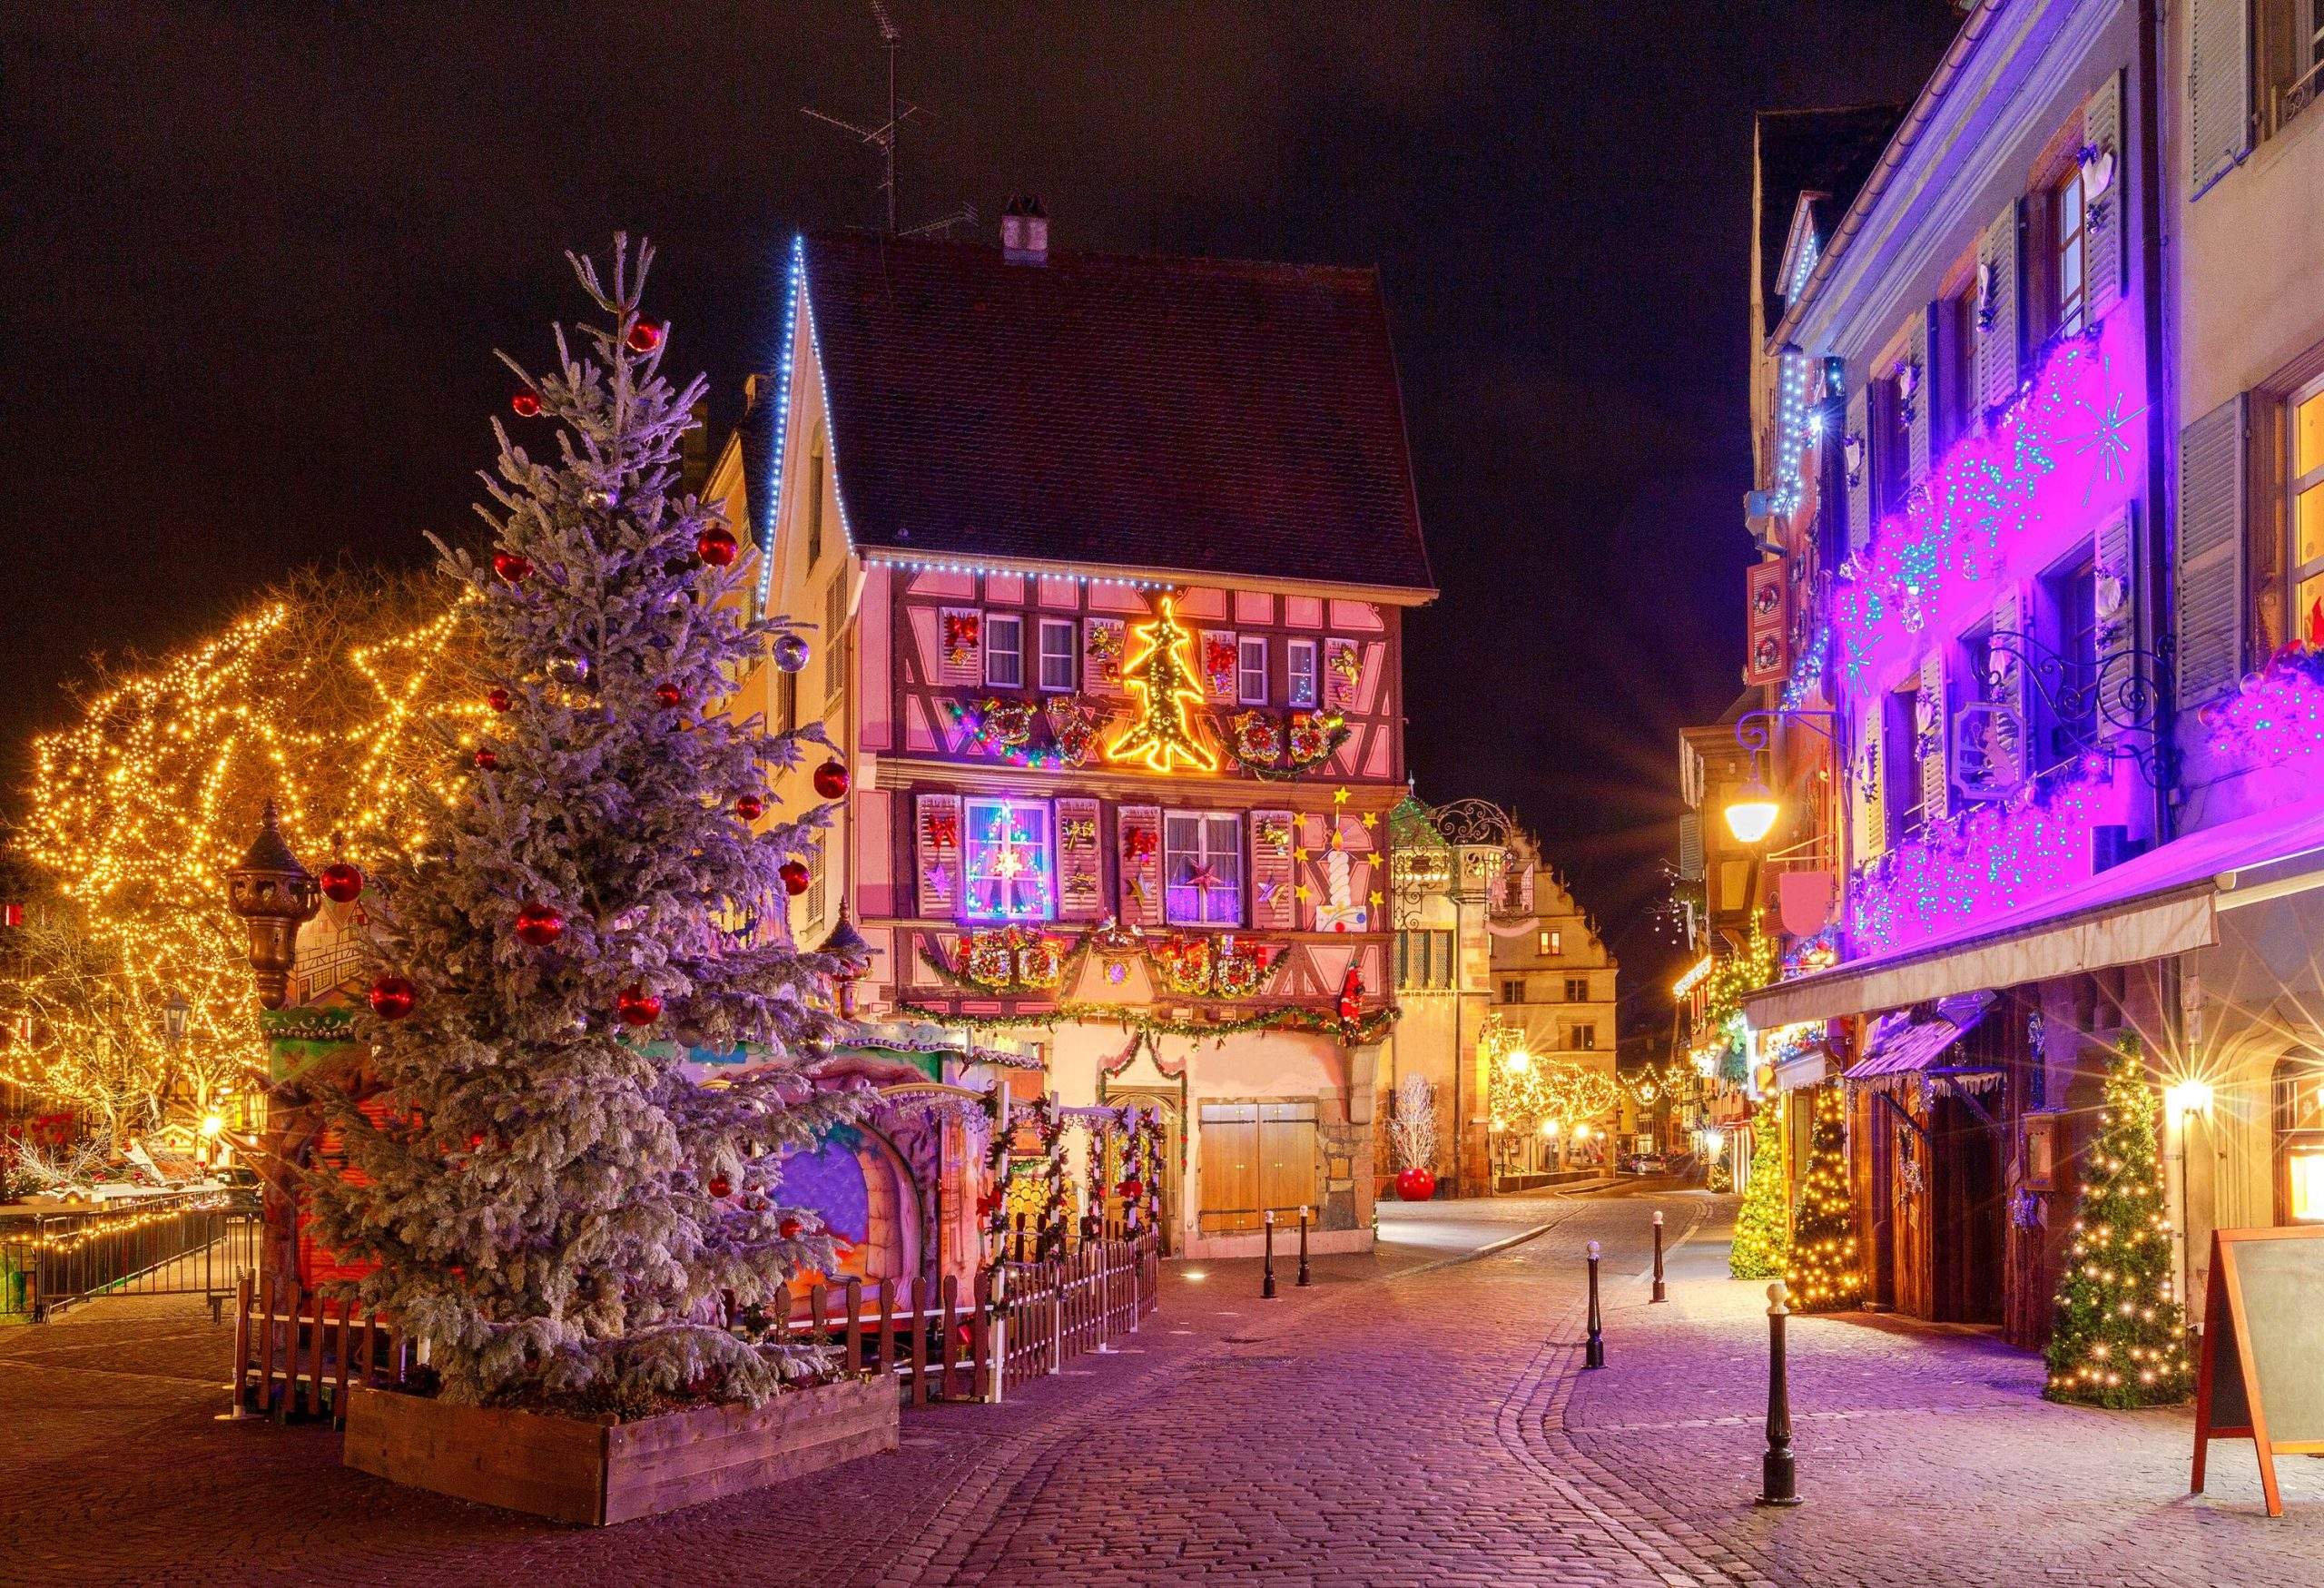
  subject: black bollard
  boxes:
[1296,1205,1313,1287]
[1262,1209,1278,1299]
[1583,1239,1605,1368]
[1757,1279,1802,1506]
[1651,1210,1668,1304]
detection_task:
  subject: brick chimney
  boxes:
[1001,195,1049,265]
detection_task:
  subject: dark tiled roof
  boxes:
[801,232,1433,596]
[1755,106,1905,336]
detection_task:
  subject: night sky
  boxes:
[5,1,1964,1015]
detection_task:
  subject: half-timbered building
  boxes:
[707,216,1434,1258]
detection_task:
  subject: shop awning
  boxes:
[1843,993,1995,1088]
[1743,798,2324,1029]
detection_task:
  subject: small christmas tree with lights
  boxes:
[1728,1094,1790,1279]
[2043,1036,2191,1407]
[1106,597,1216,772]
[1785,1083,1862,1310]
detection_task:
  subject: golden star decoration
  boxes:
[1361,812,1379,829]
[1294,883,1312,902]
[1367,891,1383,908]
[1293,846,1309,862]
[1331,786,1351,806]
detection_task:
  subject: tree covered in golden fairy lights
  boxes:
[1728,1094,1789,1279]
[6,568,478,1139]
[2044,1036,2191,1407]
[1784,1082,1862,1309]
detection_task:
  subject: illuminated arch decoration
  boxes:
[1105,597,1217,773]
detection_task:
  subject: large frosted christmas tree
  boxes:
[2044,1036,2191,1407]
[308,239,860,1416]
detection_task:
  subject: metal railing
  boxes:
[1,1190,261,1321]
[2277,54,2322,135]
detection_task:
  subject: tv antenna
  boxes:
[804,2,975,238]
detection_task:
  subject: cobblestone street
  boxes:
[5,1186,2319,1586]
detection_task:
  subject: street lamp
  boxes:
[163,993,191,1046]
[1720,708,1840,846]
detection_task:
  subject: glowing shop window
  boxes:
[2290,1151,2324,1224]
[962,797,1055,922]
[1287,639,1318,707]
[2294,386,2324,649]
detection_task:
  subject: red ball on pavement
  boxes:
[615,985,663,1027]
[812,759,850,800]
[707,1174,733,1199]
[734,794,765,822]
[474,748,499,771]
[626,321,664,352]
[1394,1166,1437,1202]
[654,681,684,709]
[319,862,365,904]
[696,525,739,567]
[779,860,812,896]
[368,976,416,1021]
[491,551,533,585]
[487,686,513,713]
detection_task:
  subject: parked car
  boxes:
[1624,1153,1669,1176]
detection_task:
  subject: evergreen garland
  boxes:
[1784,1083,1862,1309]
[1728,1095,1791,1279]
[2043,1035,2191,1407]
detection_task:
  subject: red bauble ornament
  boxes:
[487,686,513,713]
[734,794,765,822]
[511,391,543,418]
[491,551,533,585]
[780,1218,803,1240]
[625,321,663,352]
[615,985,663,1026]
[368,976,416,1021]
[1395,1167,1437,1203]
[319,862,365,904]
[695,525,739,567]
[778,860,812,896]
[512,902,565,947]
[812,759,850,800]
[654,681,683,709]
[707,1174,733,1199]
[474,748,499,771]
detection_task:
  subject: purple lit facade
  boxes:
[1717,0,2324,1348]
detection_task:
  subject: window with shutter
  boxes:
[1917,651,1950,826]
[2093,508,2139,744]
[1905,310,1935,485]
[2289,377,2324,650]
[2190,0,2254,197]
[983,612,1024,689]
[2178,396,2250,707]
[1845,387,1873,551]
[822,574,849,701]
[2081,72,2126,321]
[1984,585,2029,791]
[2042,551,2101,766]
[1678,812,1704,881]
[1974,202,2024,415]
[1853,701,1886,863]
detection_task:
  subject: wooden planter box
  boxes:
[342,1375,897,1525]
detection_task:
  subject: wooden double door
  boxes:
[1196,1100,1317,1234]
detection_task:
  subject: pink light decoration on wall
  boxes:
[1848,772,2102,956]
[1833,313,2144,692]
[2204,649,2324,775]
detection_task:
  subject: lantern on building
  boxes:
[815,907,874,1018]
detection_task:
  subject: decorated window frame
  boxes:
[1236,635,1269,704]
[984,611,1025,689]
[1163,810,1244,927]
[961,795,1056,922]
[1037,617,1078,693]
[1287,638,1319,707]
[2290,373,2324,649]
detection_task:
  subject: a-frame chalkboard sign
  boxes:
[2191,1226,2324,1516]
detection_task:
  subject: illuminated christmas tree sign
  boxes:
[1106,597,1218,773]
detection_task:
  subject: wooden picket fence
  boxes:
[222,1231,1160,1423]
[785,1232,1161,1404]
[228,1272,409,1425]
